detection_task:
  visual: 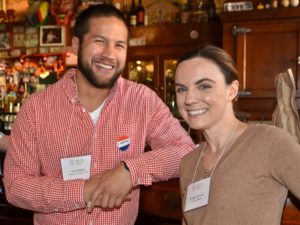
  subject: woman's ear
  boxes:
[228,80,239,102]
[71,37,80,55]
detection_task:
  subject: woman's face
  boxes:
[175,57,237,130]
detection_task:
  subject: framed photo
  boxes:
[39,47,49,54]
[26,33,38,48]
[0,32,10,50]
[40,25,65,47]
[26,47,37,55]
[224,1,253,11]
[10,48,21,57]
[13,33,25,47]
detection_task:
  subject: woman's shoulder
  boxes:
[248,123,291,136]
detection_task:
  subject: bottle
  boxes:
[177,0,189,11]
[136,0,145,26]
[207,0,217,20]
[129,0,137,27]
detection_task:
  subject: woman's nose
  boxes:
[184,90,198,105]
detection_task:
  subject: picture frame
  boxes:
[26,33,38,48]
[13,26,25,33]
[25,27,38,48]
[0,32,10,50]
[223,1,253,12]
[10,48,21,57]
[13,33,25,47]
[40,25,65,47]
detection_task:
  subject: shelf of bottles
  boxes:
[128,60,154,89]
[127,58,180,117]
[0,52,67,133]
[112,0,218,26]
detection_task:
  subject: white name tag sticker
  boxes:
[60,155,91,181]
[184,177,211,212]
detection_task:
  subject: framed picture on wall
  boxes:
[13,33,25,47]
[0,32,10,50]
[40,25,65,47]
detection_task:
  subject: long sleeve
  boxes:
[124,91,194,186]
[3,98,86,213]
[266,126,300,198]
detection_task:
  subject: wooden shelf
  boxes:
[221,7,300,22]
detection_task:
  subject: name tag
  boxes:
[60,155,91,181]
[184,177,211,212]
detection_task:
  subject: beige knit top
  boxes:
[180,124,300,225]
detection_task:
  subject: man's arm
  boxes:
[3,100,86,213]
[82,90,194,210]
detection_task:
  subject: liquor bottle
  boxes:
[136,0,145,26]
[129,0,137,27]
[207,0,218,20]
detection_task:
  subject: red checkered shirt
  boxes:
[4,69,194,225]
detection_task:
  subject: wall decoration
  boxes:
[12,26,25,33]
[40,25,65,47]
[5,0,29,21]
[25,47,37,55]
[50,0,78,26]
[25,26,38,48]
[0,32,10,50]
[25,1,49,26]
[13,33,25,48]
[39,47,49,54]
[0,51,8,57]
[12,25,26,48]
[49,46,63,53]
[10,48,21,57]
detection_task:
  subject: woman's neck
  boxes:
[203,119,239,154]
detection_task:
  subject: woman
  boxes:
[175,45,300,225]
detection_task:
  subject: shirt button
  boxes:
[89,221,93,225]
[82,108,86,113]
[75,203,80,208]
[94,133,97,138]
[137,178,141,185]
[94,162,97,168]
[54,209,59,212]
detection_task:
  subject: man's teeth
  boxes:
[189,109,207,116]
[96,63,113,69]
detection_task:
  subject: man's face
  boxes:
[73,16,128,88]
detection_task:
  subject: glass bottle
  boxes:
[207,0,217,20]
[129,0,137,27]
[136,0,145,26]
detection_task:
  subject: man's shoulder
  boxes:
[117,77,157,98]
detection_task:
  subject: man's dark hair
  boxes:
[73,4,129,43]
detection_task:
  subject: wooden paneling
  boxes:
[221,8,300,120]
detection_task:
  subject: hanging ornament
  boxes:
[50,0,78,26]
[25,1,49,27]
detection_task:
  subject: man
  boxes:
[3,4,194,225]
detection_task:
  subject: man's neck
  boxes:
[75,74,111,112]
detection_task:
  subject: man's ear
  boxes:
[72,36,79,55]
[228,80,239,102]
